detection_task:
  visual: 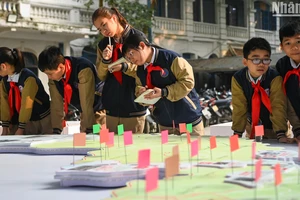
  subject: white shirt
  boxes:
[144,47,156,70]
[247,70,262,84]
[290,58,300,69]
[7,72,20,83]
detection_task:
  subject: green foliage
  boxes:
[84,0,95,10]
[106,0,154,33]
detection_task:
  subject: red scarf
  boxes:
[62,59,72,127]
[8,82,21,118]
[283,67,300,95]
[250,80,272,139]
[112,43,123,85]
[146,63,164,89]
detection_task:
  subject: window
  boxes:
[193,0,201,22]
[154,0,166,17]
[182,53,195,60]
[22,52,38,76]
[254,1,276,31]
[226,0,245,27]
[280,17,298,28]
[154,0,181,19]
[193,0,215,23]
[168,0,181,19]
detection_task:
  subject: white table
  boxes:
[0,154,112,200]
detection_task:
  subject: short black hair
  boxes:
[38,46,65,72]
[122,33,151,57]
[243,37,271,59]
[279,19,300,43]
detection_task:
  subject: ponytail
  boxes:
[0,47,25,73]
[12,48,25,73]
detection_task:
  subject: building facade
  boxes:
[0,0,98,92]
[152,0,298,59]
[0,0,298,92]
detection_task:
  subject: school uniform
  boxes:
[276,55,300,138]
[0,68,52,135]
[49,56,104,134]
[231,67,287,139]
[96,26,146,134]
[135,48,203,135]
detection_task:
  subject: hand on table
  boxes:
[278,137,295,143]
[15,128,24,135]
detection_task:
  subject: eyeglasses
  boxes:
[247,58,272,65]
[125,50,134,63]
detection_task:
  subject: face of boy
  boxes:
[280,34,300,64]
[243,49,271,78]
[43,63,65,81]
[124,42,148,66]
[94,15,118,37]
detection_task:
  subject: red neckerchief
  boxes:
[250,80,272,139]
[112,43,123,85]
[62,59,72,127]
[283,67,300,95]
[8,81,21,118]
[146,63,164,89]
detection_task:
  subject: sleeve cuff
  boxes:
[53,128,62,134]
[102,58,112,64]
[276,132,286,140]
[161,88,169,97]
[121,62,128,72]
[2,121,10,127]
[293,128,300,138]
[233,131,243,138]
[86,128,93,134]
[18,122,26,130]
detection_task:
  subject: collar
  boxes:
[247,69,262,84]
[144,47,156,70]
[289,58,300,69]
[114,25,130,44]
[7,72,20,83]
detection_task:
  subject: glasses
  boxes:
[247,58,272,65]
[125,50,134,63]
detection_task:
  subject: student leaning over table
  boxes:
[121,33,204,136]
[231,37,292,143]
[276,19,300,142]
[38,46,105,134]
[0,47,52,135]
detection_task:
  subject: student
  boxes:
[38,46,104,134]
[121,33,204,135]
[0,47,51,135]
[92,7,146,134]
[276,19,300,141]
[231,37,292,143]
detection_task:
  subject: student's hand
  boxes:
[137,86,147,97]
[278,137,295,143]
[102,45,113,60]
[144,87,161,99]
[15,128,24,135]
[2,127,9,135]
[295,136,300,143]
[109,64,122,73]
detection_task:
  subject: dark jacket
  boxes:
[135,48,202,127]
[96,27,146,117]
